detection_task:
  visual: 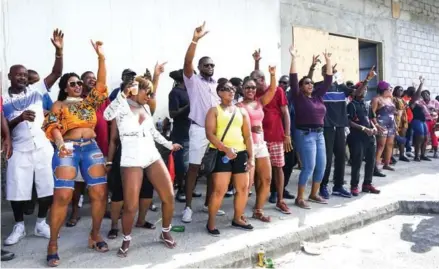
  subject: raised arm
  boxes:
[314,50,333,97]
[410,76,425,107]
[288,45,300,98]
[44,29,64,89]
[84,40,108,108]
[307,55,320,80]
[260,66,277,106]
[355,65,376,98]
[252,49,261,71]
[184,22,209,78]
[152,61,167,93]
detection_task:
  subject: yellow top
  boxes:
[210,105,246,151]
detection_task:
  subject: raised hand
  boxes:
[154,61,168,76]
[289,44,298,58]
[51,29,64,51]
[193,21,209,42]
[253,49,262,62]
[268,65,276,75]
[90,40,104,57]
[323,49,332,62]
[367,65,377,80]
[419,75,425,84]
[311,55,321,67]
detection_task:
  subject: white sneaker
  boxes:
[78,195,84,208]
[4,223,26,246]
[34,220,51,239]
[406,152,414,157]
[203,205,226,216]
[182,207,193,223]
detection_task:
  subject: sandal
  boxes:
[65,216,81,227]
[135,221,156,230]
[117,234,131,258]
[160,226,176,249]
[47,242,60,267]
[107,228,119,239]
[308,195,328,204]
[88,234,109,253]
[252,209,271,223]
[295,198,311,209]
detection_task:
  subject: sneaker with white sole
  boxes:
[34,220,51,239]
[203,205,225,216]
[4,224,26,246]
[182,207,193,223]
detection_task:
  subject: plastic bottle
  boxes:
[257,245,265,267]
[222,148,236,163]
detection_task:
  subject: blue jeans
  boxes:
[411,119,428,137]
[173,139,190,176]
[53,139,106,189]
[295,129,326,186]
[405,123,413,152]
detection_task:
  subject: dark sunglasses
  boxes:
[219,86,235,92]
[244,86,257,90]
[304,81,314,85]
[203,63,215,68]
[279,81,288,85]
[69,81,83,87]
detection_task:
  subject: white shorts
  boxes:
[120,137,162,168]
[188,124,209,165]
[6,145,54,201]
[253,141,270,159]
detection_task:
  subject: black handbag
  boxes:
[199,108,237,176]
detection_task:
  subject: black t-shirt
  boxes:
[168,87,190,141]
[347,99,373,138]
[316,82,352,128]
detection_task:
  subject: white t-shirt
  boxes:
[3,81,51,152]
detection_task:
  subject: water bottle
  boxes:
[222,148,236,163]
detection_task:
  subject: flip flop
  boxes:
[65,217,81,227]
[136,222,156,230]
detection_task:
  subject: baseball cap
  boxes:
[121,69,136,79]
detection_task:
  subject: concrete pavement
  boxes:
[1,157,438,268]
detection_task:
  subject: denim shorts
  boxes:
[53,139,107,189]
[173,139,190,175]
[411,119,428,136]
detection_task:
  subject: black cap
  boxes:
[121,69,136,79]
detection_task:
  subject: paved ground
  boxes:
[274,214,439,269]
[1,155,439,268]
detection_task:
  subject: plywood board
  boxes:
[292,26,359,83]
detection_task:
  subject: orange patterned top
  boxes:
[43,86,108,142]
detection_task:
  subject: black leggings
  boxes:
[10,196,53,222]
[110,145,154,202]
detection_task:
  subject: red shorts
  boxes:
[267,142,285,167]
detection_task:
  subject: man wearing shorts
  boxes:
[181,22,223,223]
[3,37,63,245]
[251,70,292,214]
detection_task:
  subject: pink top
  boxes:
[238,100,264,144]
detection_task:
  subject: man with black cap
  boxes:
[109,69,137,102]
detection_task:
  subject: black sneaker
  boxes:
[231,220,254,231]
[206,225,220,237]
[176,191,186,203]
[192,191,202,198]
[373,170,386,177]
[283,190,295,199]
[399,156,410,162]
[1,250,15,261]
[421,156,432,161]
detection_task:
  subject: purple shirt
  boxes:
[183,74,219,127]
[288,73,333,126]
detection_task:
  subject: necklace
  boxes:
[65,97,83,104]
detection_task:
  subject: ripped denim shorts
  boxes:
[52,138,107,189]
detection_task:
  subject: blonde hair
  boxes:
[135,76,153,94]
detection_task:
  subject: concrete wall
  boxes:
[280,0,439,97]
[0,0,281,119]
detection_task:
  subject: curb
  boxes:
[182,200,439,268]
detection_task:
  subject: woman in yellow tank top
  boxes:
[205,80,254,236]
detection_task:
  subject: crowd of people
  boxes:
[1,22,438,266]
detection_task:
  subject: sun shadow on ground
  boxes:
[400,215,439,253]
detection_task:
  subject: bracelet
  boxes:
[55,54,63,58]
[55,140,64,150]
[191,40,198,45]
[105,162,113,166]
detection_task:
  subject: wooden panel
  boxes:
[292,26,359,83]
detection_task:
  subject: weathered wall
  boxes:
[280,0,439,97]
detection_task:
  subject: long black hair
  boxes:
[57,72,80,101]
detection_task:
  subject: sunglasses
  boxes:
[304,81,314,85]
[279,81,288,85]
[219,86,235,92]
[203,64,215,68]
[69,81,83,87]
[244,86,257,90]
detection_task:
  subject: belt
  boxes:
[296,127,323,133]
[65,138,94,147]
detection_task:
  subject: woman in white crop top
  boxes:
[104,77,181,256]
